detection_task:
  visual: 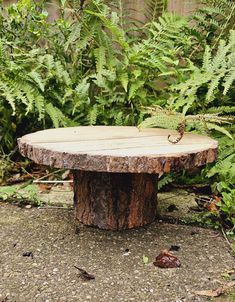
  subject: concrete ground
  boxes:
[0,188,235,302]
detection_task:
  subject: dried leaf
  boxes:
[22,251,34,259]
[37,183,52,192]
[169,245,180,252]
[153,249,181,268]
[195,196,220,212]
[62,170,70,180]
[195,282,235,297]
[74,266,95,280]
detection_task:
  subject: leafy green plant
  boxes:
[0,0,234,231]
[0,0,77,151]
[205,136,235,229]
[191,0,235,48]
[0,183,44,207]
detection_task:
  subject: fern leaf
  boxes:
[211,39,229,71]
[85,10,129,49]
[223,67,235,95]
[0,79,16,114]
[139,111,184,130]
[28,71,45,92]
[34,93,45,120]
[55,61,71,86]
[64,23,81,51]
[88,105,98,125]
[202,45,212,70]
[206,74,224,103]
[206,122,233,139]
[115,111,123,126]
[128,80,144,100]
[45,103,67,128]
[43,54,54,71]
[94,46,106,84]
[75,78,90,98]
[119,71,128,92]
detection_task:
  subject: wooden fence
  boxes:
[4,0,200,22]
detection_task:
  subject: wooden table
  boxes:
[18,126,218,230]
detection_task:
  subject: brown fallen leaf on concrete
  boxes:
[37,183,52,192]
[153,249,181,268]
[194,281,235,297]
[74,266,95,280]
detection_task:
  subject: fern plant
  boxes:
[191,0,235,48]
[0,1,76,151]
[171,30,235,116]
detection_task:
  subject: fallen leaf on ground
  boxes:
[37,183,52,192]
[22,251,34,259]
[195,196,220,212]
[74,266,95,280]
[169,245,180,252]
[194,281,235,297]
[62,170,70,180]
[153,249,181,268]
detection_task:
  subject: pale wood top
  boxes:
[18,126,218,174]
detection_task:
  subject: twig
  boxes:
[221,228,233,248]
[38,206,73,210]
[33,180,73,184]
[35,168,65,181]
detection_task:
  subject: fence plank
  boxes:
[168,0,200,15]
[3,0,200,23]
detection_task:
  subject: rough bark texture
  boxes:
[18,126,218,174]
[73,171,158,230]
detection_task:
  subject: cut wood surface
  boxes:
[18,126,218,174]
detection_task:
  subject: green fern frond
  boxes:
[158,174,173,191]
[115,111,123,125]
[85,9,128,49]
[128,80,145,100]
[205,122,233,139]
[207,106,235,114]
[202,45,212,70]
[54,61,71,85]
[223,67,235,95]
[28,70,45,92]
[206,74,223,103]
[64,23,81,51]
[139,107,234,139]
[75,78,90,98]
[145,0,168,22]
[94,46,106,83]
[88,105,98,125]
[0,79,16,114]
[41,54,54,71]
[139,107,185,130]
[119,71,128,92]
[34,93,45,120]
[45,103,67,128]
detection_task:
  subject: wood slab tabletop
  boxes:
[18,126,218,174]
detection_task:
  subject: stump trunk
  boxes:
[73,171,158,230]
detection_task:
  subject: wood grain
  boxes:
[18,126,218,174]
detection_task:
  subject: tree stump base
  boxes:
[73,171,158,230]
